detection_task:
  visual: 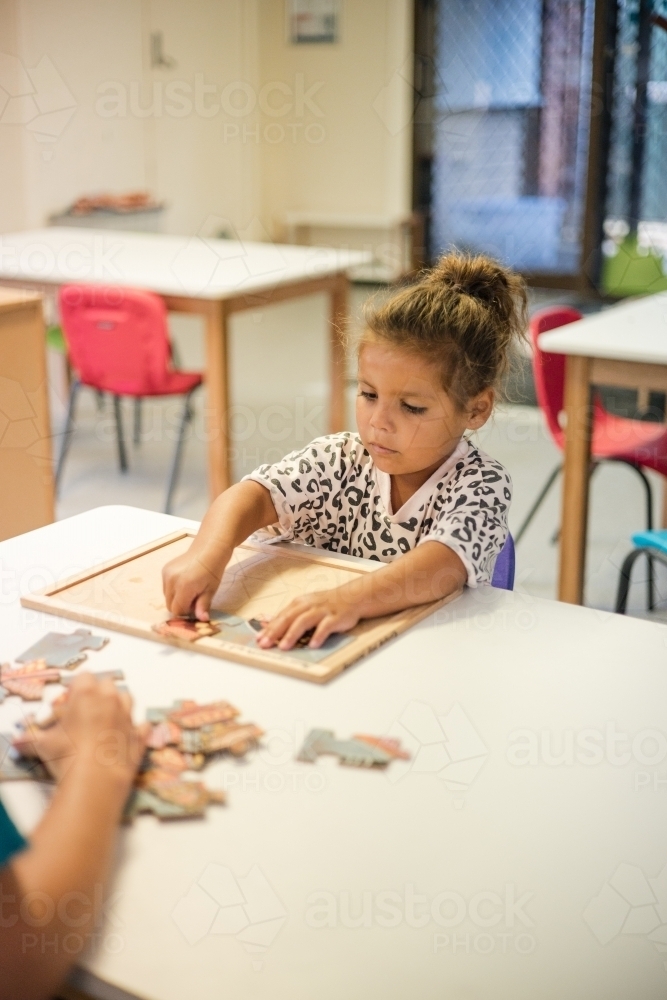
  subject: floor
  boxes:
[51,283,667,620]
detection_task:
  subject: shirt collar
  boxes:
[375,438,470,522]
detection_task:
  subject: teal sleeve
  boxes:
[0,797,26,868]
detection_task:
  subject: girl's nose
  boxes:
[370,401,394,433]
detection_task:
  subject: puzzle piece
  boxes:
[16,629,108,669]
[0,733,51,782]
[146,747,205,773]
[145,719,182,749]
[180,721,263,756]
[123,780,225,821]
[152,618,221,642]
[0,661,61,701]
[353,734,412,761]
[297,729,408,767]
[60,669,125,687]
[168,700,239,729]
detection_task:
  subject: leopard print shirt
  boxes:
[244,432,511,586]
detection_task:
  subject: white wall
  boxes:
[258,0,413,235]
[0,0,412,237]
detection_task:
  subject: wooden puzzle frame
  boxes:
[20,532,459,683]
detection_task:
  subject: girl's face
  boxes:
[356,337,493,476]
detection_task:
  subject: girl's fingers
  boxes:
[170,585,197,618]
[257,604,300,646]
[278,610,322,650]
[194,593,211,621]
[309,615,338,648]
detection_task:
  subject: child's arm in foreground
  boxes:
[258,540,467,651]
[163,480,279,619]
[2,676,145,1000]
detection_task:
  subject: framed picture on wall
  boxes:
[288,0,340,44]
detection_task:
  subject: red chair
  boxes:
[56,285,203,514]
[516,306,667,605]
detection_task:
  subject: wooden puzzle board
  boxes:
[20,532,458,683]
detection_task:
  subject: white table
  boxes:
[2,506,667,1000]
[539,293,667,605]
[0,228,370,497]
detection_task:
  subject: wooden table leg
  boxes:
[204,299,230,498]
[558,354,593,604]
[329,273,349,433]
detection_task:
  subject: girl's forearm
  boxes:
[191,481,278,565]
[336,541,466,619]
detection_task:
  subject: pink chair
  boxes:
[516,305,667,605]
[56,285,203,514]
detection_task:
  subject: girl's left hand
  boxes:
[257,589,360,650]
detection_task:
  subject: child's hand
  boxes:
[162,549,228,620]
[13,674,147,787]
[257,589,360,650]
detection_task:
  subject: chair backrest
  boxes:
[59,285,172,396]
[529,305,583,444]
[491,533,515,590]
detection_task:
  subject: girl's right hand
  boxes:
[162,548,229,620]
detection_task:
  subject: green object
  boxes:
[602,234,667,297]
[46,324,66,353]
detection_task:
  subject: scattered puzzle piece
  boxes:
[353,734,412,761]
[180,721,264,756]
[123,788,192,821]
[169,700,239,729]
[152,618,220,642]
[16,629,108,669]
[0,733,51,782]
[297,729,410,768]
[0,661,62,701]
[145,719,182,749]
[146,747,205,774]
[60,669,124,687]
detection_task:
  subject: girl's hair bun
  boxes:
[363,250,527,407]
[430,254,516,322]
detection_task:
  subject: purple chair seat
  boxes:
[491,534,515,591]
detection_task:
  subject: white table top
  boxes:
[0,228,371,300]
[2,506,667,1000]
[538,292,667,365]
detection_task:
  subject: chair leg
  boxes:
[133,398,142,445]
[515,463,562,544]
[55,380,81,494]
[617,462,655,608]
[113,396,128,472]
[615,548,650,614]
[164,390,195,515]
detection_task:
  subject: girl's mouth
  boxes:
[369,441,398,456]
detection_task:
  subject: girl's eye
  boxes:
[359,389,377,401]
[402,401,427,415]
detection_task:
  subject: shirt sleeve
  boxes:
[242,434,347,546]
[0,797,26,868]
[418,453,512,587]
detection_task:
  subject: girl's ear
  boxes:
[466,388,494,430]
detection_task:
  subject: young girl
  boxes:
[163,252,526,651]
